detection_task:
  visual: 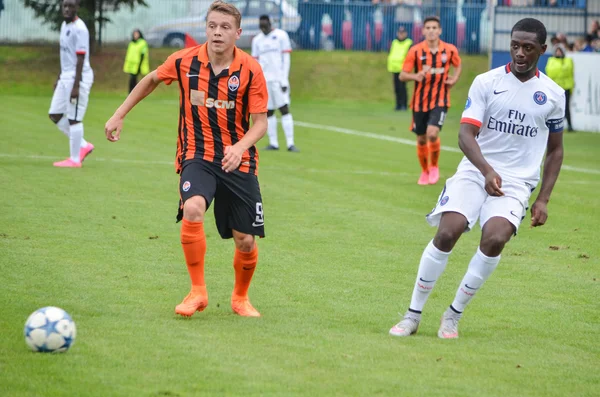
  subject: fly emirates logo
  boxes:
[487,109,538,137]
[190,90,235,109]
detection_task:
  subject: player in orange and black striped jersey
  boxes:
[105,1,268,319]
[401,16,462,186]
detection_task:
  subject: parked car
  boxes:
[146,0,300,48]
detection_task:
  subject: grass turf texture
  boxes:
[0,46,599,396]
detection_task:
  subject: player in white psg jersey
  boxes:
[390,18,565,339]
[49,0,94,168]
[251,15,299,152]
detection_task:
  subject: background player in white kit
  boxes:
[389,18,565,339]
[251,15,299,152]
[49,0,94,168]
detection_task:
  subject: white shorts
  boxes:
[267,81,290,110]
[426,170,532,233]
[49,78,93,122]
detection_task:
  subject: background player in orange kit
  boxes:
[104,1,268,318]
[401,16,462,185]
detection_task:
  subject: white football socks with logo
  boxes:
[409,240,451,312]
[450,247,500,313]
[281,113,294,148]
[69,123,84,163]
[267,115,278,148]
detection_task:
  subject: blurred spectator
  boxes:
[123,29,149,93]
[0,0,4,19]
[550,35,559,51]
[387,26,413,110]
[574,35,594,52]
[555,32,569,48]
[350,0,375,51]
[463,0,487,54]
[327,0,346,50]
[545,45,574,132]
[590,20,599,40]
[381,0,398,51]
[298,0,326,50]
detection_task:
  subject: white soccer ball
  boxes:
[24,307,76,353]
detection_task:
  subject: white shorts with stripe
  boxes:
[49,77,93,122]
[426,170,533,233]
[267,81,290,110]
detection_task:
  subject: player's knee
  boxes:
[479,233,509,256]
[182,196,206,222]
[49,114,62,124]
[426,127,439,141]
[233,232,255,252]
[416,135,427,146]
[267,110,275,118]
[433,228,460,252]
[279,105,289,115]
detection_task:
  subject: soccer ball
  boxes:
[24,307,76,353]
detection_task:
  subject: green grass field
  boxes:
[0,47,599,396]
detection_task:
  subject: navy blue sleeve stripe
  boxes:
[546,118,564,133]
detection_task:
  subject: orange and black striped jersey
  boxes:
[403,40,461,112]
[157,43,268,175]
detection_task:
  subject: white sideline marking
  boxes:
[1,121,598,175]
[0,154,409,177]
[294,121,600,175]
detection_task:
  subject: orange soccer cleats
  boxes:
[231,296,261,317]
[175,286,208,317]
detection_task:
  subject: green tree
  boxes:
[22,0,148,51]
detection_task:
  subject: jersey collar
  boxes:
[198,43,242,73]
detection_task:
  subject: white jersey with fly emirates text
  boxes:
[251,28,292,84]
[59,17,93,81]
[459,63,565,187]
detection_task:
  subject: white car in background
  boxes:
[146,0,300,48]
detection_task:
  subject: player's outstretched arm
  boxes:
[531,132,564,227]
[222,112,267,173]
[459,122,504,196]
[105,70,162,142]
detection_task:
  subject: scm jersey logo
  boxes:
[204,98,235,109]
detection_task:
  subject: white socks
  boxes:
[55,116,88,149]
[409,240,451,312]
[281,113,294,148]
[69,123,84,163]
[450,247,500,313]
[267,114,295,149]
[267,115,278,148]
[56,116,70,137]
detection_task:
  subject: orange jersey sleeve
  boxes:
[449,44,461,67]
[402,45,418,73]
[248,64,268,114]
[156,51,182,86]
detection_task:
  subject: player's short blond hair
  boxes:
[207,1,242,28]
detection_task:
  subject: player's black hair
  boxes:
[423,16,441,27]
[511,18,547,45]
[259,15,270,22]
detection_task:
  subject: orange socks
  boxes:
[428,138,441,168]
[232,245,258,298]
[417,143,429,172]
[180,219,207,290]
